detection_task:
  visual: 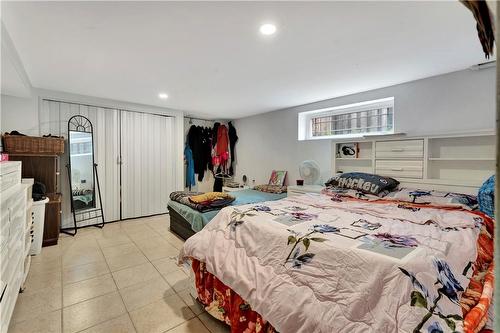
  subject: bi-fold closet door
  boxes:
[120,111,174,219]
[41,100,175,229]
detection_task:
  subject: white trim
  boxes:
[298,97,395,141]
[298,97,394,117]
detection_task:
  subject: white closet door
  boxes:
[121,111,174,219]
[42,100,121,228]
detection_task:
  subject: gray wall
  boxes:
[1,94,39,136]
[233,68,496,185]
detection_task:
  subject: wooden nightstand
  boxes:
[287,185,324,197]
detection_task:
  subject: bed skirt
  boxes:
[191,259,277,333]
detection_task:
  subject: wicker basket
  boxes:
[2,134,64,155]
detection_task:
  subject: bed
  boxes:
[168,189,287,239]
[179,191,494,333]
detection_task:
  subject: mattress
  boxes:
[180,193,494,333]
[167,189,286,232]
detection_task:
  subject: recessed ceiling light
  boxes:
[259,23,276,36]
[158,93,168,99]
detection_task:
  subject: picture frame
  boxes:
[268,170,287,186]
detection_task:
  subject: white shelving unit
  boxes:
[331,132,495,194]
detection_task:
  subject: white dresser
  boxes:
[0,161,32,333]
[287,185,324,197]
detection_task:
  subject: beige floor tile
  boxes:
[146,220,170,235]
[121,221,147,232]
[8,309,61,333]
[96,234,132,248]
[132,235,169,248]
[24,270,62,292]
[64,236,100,252]
[74,227,102,237]
[30,245,62,263]
[101,242,139,259]
[167,318,210,333]
[112,262,161,289]
[78,314,136,333]
[151,257,182,276]
[106,251,148,272]
[59,236,76,250]
[198,313,230,333]
[129,294,195,333]
[62,249,105,267]
[118,277,175,312]
[140,242,179,261]
[62,291,126,333]
[177,290,205,315]
[163,269,190,293]
[11,286,62,323]
[63,260,110,285]
[29,257,62,275]
[127,229,161,242]
[96,222,123,234]
[163,232,185,249]
[63,273,117,307]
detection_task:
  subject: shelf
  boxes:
[7,153,60,157]
[428,157,495,161]
[336,158,372,161]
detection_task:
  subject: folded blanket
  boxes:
[189,192,232,204]
[253,184,287,194]
[169,191,235,212]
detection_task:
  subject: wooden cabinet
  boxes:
[43,193,61,246]
[9,155,61,247]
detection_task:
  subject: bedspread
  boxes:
[179,193,494,333]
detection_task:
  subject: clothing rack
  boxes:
[185,116,214,125]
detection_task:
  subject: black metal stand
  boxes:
[62,163,105,236]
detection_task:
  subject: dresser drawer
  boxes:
[375,160,423,179]
[0,169,21,193]
[375,140,424,159]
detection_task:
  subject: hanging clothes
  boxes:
[184,145,196,189]
[216,124,229,170]
[187,125,207,181]
[212,122,220,148]
[228,121,238,175]
[213,166,224,192]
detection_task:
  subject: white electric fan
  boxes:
[299,160,321,185]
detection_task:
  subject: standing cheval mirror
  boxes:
[65,115,105,236]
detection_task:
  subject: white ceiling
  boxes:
[1,1,491,119]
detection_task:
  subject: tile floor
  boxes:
[8,215,231,333]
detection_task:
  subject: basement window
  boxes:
[298,97,394,140]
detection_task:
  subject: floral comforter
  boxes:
[179,193,494,333]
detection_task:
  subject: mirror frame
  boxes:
[67,115,97,212]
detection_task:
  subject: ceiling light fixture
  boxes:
[259,23,277,36]
[158,93,168,99]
